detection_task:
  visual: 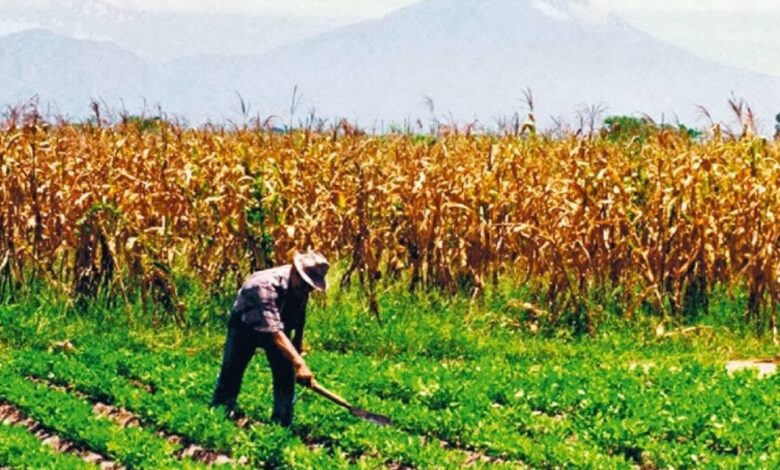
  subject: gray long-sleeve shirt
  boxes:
[232,265,308,337]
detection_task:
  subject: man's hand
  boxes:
[273,330,315,387]
[294,362,314,387]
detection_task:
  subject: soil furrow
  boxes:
[0,402,121,469]
[436,437,510,466]
[28,378,235,466]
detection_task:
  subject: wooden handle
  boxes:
[309,381,353,410]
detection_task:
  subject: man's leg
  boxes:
[211,326,257,414]
[264,344,296,427]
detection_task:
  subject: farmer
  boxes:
[210,250,329,426]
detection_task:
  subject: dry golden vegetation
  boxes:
[1,109,779,332]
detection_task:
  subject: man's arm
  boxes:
[272,330,313,386]
[292,314,306,353]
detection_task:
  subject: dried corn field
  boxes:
[1,112,779,331]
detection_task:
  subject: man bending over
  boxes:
[211,250,329,426]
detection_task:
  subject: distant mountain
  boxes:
[2,0,780,128]
[0,0,325,61]
[218,0,780,127]
[0,29,147,116]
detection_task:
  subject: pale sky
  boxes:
[609,0,780,77]
[103,0,422,18]
[8,0,771,17]
[0,0,423,19]
[0,0,778,76]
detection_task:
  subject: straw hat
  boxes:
[293,250,329,291]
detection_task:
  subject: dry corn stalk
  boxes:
[1,106,779,330]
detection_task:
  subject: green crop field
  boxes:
[1,285,778,469]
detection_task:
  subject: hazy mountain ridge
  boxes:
[0,29,148,115]
[231,0,779,126]
[0,0,324,61]
[1,0,779,127]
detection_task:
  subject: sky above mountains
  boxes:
[0,0,778,77]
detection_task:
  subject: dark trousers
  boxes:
[210,311,296,426]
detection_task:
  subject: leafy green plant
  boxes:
[0,369,202,469]
[1,288,779,468]
[0,422,96,470]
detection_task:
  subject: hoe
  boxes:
[307,380,392,427]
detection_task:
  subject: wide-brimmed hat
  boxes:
[293,250,329,291]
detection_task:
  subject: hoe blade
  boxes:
[350,407,392,427]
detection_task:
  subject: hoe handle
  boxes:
[309,381,353,410]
